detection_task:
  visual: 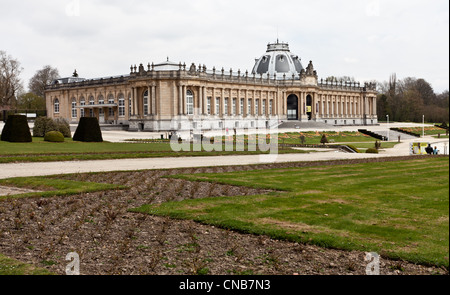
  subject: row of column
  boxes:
[178,85,277,117]
[302,93,376,119]
[131,85,157,117]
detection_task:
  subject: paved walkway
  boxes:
[1,136,447,180]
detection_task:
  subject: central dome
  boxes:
[252,41,304,80]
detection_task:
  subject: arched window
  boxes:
[186,90,194,115]
[143,90,149,116]
[118,94,125,117]
[54,98,60,113]
[71,98,77,118]
[108,94,115,117]
[262,99,266,116]
[224,98,228,116]
[80,97,85,117]
[98,95,105,115]
[88,95,95,117]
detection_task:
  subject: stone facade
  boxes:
[45,43,378,131]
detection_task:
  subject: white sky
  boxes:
[1,0,449,92]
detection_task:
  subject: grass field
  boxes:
[0,132,382,164]
[0,176,125,200]
[0,137,308,163]
[0,254,53,275]
[133,157,449,267]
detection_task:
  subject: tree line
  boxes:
[376,74,448,124]
[1,50,59,112]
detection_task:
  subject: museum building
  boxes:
[45,41,378,131]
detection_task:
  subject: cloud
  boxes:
[0,0,448,92]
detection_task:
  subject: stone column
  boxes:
[178,84,183,115]
[132,87,137,116]
[151,84,156,115]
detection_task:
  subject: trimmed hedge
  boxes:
[44,131,64,142]
[73,117,103,142]
[1,115,32,142]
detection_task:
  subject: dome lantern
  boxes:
[252,41,304,80]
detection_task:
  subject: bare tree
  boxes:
[28,65,60,98]
[0,50,23,107]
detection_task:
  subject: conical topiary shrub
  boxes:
[73,117,103,142]
[1,115,32,142]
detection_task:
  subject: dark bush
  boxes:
[366,148,379,154]
[33,117,71,138]
[73,117,103,142]
[54,118,71,138]
[44,131,64,142]
[1,115,32,142]
[320,134,329,145]
[33,117,56,137]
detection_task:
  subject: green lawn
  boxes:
[0,137,307,163]
[0,254,53,275]
[277,131,377,145]
[0,176,126,200]
[133,157,450,267]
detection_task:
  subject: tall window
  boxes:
[269,100,273,115]
[143,90,149,116]
[89,96,94,117]
[224,98,229,116]
[255,99,259,116]
[240,98,244,115]
[247,99,252,116]
[118,94,125,117]
[98,95,104,115]
[108,95,115,117]
[232,98,236,116]
[215,97,220,115]
[186,90,194,115]
[262,99,266,116]
[54,98,60,113]
[71,98,77,118]
[80,97,85,117]
[207,97,211,115]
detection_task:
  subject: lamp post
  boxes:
[386,114,389,141]
[422,115,425,137]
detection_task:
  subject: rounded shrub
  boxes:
[44,131,65,142]
[1,115,32,142]
[366,148,379,154]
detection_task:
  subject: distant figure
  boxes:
[425,144,433,155]
[433,146,439,155]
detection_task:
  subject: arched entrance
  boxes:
[306,95,312,120]
[287,94,298,120]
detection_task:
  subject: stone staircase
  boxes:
[370,130,418,141]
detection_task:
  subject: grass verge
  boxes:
[0,253,53,275]
[0,176,126,200]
